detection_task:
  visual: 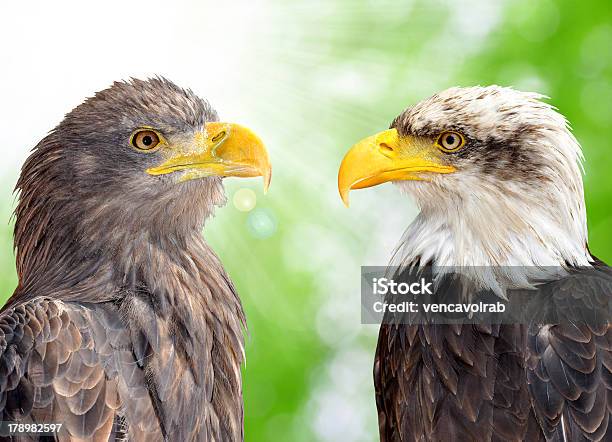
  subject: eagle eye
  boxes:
[436,131,465,152]
[131,129,161,151]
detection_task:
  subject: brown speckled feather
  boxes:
[0,299,146,441]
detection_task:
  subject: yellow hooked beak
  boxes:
[337,128,455,206]
[147,122,272,192]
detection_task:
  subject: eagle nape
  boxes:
[0,77,270,441]
[338,85,611,442]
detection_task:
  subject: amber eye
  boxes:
[436,131,465,152]
[131,130,161,151]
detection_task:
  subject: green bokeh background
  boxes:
[1,1,611,441]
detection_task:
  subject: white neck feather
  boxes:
[393,173,592,291]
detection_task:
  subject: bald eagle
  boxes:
[338,86,611,441]
[0,78,271,441]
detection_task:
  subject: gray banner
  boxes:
[361,266,612,325]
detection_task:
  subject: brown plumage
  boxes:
[0,78,256,441]
[374,265,611,442]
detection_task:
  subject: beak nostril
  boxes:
[212,131,226,144]
[380,143,394,152]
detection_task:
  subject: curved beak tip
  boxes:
[339,188,350,208]
[263,168,272,194]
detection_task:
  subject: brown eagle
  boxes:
[338,86,611,441]
[0,78,271,441]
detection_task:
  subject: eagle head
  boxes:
[339,86,592,284]
[14,78,271,283]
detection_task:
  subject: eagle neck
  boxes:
[114,229,245,435]
[393,181,593,291]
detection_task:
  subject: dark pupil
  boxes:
[445,135,455,145]
[142,135,153,146]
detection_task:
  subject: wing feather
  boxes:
[526,266,612,441]
[0,297,163,441]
